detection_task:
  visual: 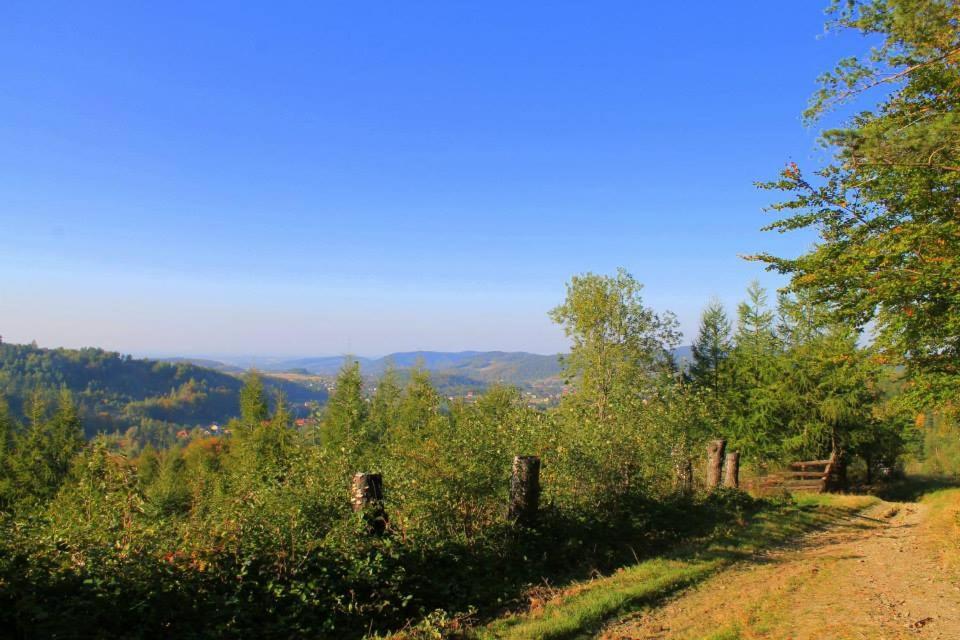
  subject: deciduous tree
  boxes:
[752,0,960,408]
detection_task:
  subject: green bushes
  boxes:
[0,269,922,637]
[0,363,725,636]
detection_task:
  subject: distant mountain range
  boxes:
[166,346,694,391]
[167,351,564,388]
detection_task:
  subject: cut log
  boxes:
[723,451,740,489]
[351,472,388,535]
[706,439,726,490]
[508,455,541,525]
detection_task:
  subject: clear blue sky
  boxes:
[1,2,857,357]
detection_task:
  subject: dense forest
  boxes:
[0,0,957,637]
[0,342,327,448]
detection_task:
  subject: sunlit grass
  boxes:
[477,494,876,640]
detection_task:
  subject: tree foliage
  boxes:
[688,299,733,398]
[0,268,925,637]
[752,0,960,408]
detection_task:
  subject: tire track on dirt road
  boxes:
[602,492,960,640]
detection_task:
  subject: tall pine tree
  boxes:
[688,300,732,398]
[238,371,270,431]
[728,282,784,462]
[321,360,369,453]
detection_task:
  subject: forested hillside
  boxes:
[0,342,327,447]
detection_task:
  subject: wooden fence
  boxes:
[351,442,842,535]
[752,452,840,495]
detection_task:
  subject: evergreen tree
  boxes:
[144,448,191,518]
[239,390,298,479]
[239,371,269,430]
[49,388,85,477]
[688,300,732,397]
[368,366,401,444]
[775,296,899,465]
[137,443,161,488]
[728,282,784,461]
[11,388,85,506]
[395,367,442,438]
[0,396,16,508]
[321,360,369,452]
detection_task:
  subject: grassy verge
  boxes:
[916,487,960,574]
[474,493,876,640]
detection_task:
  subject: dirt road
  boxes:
[602,491,960,640]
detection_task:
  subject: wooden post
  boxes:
[508,455,541,525]
[706,439,726,490]
[351,472,387,535]
[723,451,740,488]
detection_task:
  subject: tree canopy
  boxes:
[752,0,960,409]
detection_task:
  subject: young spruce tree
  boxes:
[688,299,733,398]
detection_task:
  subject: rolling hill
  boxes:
[0,342,327,441]
[202,347,692,394]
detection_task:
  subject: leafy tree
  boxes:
[752,0,960,408]
[687,299,733,398]
[549,268,680,425]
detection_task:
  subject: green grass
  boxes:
[701,629,742,640]
[477,494,876,640]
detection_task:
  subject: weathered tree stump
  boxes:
[351,472,387,535]
[508,455,541,525]
[706,439,726,490]
[723,451,740,488]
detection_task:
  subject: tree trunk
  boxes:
[706,439,726,490]
[508,455,541,525]
[723,451,740,488]
[351,472,387,535]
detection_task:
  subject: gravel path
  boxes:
[602,497,960,639]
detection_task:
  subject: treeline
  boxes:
[0,342,327,449]
[0,271,920,637]
[0,390,85,512]
[685,283,916,479]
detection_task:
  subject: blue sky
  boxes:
[1,2,859,357]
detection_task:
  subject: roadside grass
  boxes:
[917,486,960,573]
[476,493,876,640]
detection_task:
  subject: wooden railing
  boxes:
[755,452,839,494]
